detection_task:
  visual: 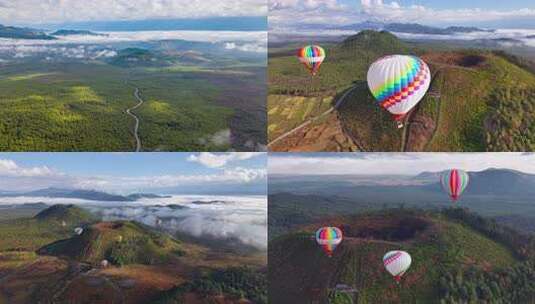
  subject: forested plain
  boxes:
[0,58,265,151]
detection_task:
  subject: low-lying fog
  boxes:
[0,195,267,251]
[0,30,267,60]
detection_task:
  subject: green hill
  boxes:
[109,48,164,67]
[269,31,413,97]
[34,204,97,223]
[268,30,535,151]
[340,30,410,55]
[38,220,184,266]
[269,208,535,303]
[0,204,98,251]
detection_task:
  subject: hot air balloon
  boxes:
[315,227,343,257]
[74,227,83,235]
[441,169,469,202]
[367,55,431,128]
[383,250,411,282]
[298,45,326,76]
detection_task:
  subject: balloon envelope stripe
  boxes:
[442,169,469,200]
[298,45,325,75]
[371,56,421,102]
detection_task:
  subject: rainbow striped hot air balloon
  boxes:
[315,227,343,257]
[441,169,469,202]
[367,55,431,127]
[383,250,412,283]
[298,45,326,76]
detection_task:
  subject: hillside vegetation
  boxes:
[269,208,535,303]
[0,204,97,251]
[0,205,267,303]
[156,267,267,304]
[38,221,184,266]
[0,60,265,151]
[268,30,535,151]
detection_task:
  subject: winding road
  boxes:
[126,88,144,152]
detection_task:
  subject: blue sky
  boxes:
[43,17,267,32]
[270,0,535,29]
[0,153,267,193]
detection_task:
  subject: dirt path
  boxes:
[268,86,358,148]
[126,88,144,152]
[402,68,443,152]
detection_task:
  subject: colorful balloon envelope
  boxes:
[315,226,343,257]
[298,45,326,76]
[383,250,411,282]
[367,55,431,126]
[441,169,469,201]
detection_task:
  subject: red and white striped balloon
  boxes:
[383,250,412,282]
[441,169,469,202]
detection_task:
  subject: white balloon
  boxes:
[367,55,431,121]
[383,250,412,281]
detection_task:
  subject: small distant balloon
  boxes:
[315,227,343,257]
[441,169,469,202]
[383,250,411,282]
[74,227,83,235]
[367,55,431,127]
[298,45,326,76]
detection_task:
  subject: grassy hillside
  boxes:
[269,31,411,97]
[268,30,535,151]
[38,221,184,266]
[0,204,267,303]
[269,208,535,303]
[0,204,97,251]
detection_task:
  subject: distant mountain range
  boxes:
[0,24,108,40]
[0,187,170,202]
[269,168,535,211]
[50,29,107,37]
[299,21,494,35]
[0,24,55,40]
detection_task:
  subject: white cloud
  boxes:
[270,0,535,30]
[69,167,267,191]
[0,157,266,192]
[0,194,268,250]
[187,152,262,168]
[359,0,535,24]
[0,0,267,25]
[269,153,535,176]
[0,159,56,177]
[0,31,267,58]
[88,195,268,250]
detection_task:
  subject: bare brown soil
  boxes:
[270,113,358,152]
[421,52,487,68]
